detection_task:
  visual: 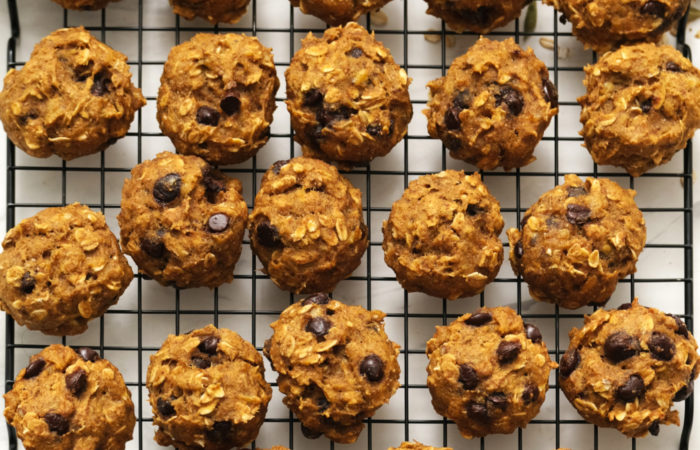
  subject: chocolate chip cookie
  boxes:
[286,22,412,165]
[147,325,272,449]
[4,344,135,450]
[0,27,145,160]
[559,299,699,437]
[425,37,558,171]
[424,0,530,34]
[118,152,248,289]
[507,174,646,309]
[290,0,393,25]
[426,306,556,439]
[579,43,700,176]
[264,294,400,443]
[157,33,279,165]
[52,0,119,9]
[169,0,250,24]
[389,442,452,450]
[248,157,368,294]
[0,203,133,336]
[382,170,504,300]
[544,0,689,52]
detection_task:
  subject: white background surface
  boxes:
[1,1,700,449]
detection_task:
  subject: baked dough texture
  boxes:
[52,0,120,9]
[169,0,251,24]
[424,0,530,34]
[291,0,393,25]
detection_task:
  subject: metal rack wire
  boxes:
[3,0,695,449]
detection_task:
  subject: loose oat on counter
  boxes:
[290,0,394,25]
[423,0,530,34]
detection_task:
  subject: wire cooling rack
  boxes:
[2,0,696,449]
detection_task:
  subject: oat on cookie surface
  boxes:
[169,0,251,24]
[52,0,120,9]
[423,0,530,34]
[290,0,393,25]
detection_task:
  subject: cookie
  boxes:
[382,170,504,300]
[579,43,700,176]
[169,0,250,24]
[559,299,699,437]
[290,0,392,25]
[263,294,401,443]
[507,174,646,309]
[424,0,530,34]
[118,152,248,289]
[0,27,145,160]
[0,204,132,336]
[544,0,689,52]
[147,325,271,449]
[389,442,452,450]
[4,344,135,450]
[157,33,279,165]
[248,157,368,294]
[52,0,119,9]
[426,306,556,439]
[425,37,558,171]
[286,22,412,165]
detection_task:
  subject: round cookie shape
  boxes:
[0,203,133,336]
[169,0,251,24]
[389,442,452,450]
[248,157,368,294]
[263,295,401,443]
[425,37,558,171]
[4,344,135,450]
[544,0,689,52]
[286,22,412,165]
[424,0,530,34]
[559,299,699,437]
[52,0,119,9]
[0,27,145,160]
[290,0,393,25]
[147,325,272,449]
[157,33,279,165]
[507,174,646,309]
[579,43,700,176]
[426,306,556,439]
[118,151,248,289]
[382,170,504,300]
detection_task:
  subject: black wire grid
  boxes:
[3,0,696,449]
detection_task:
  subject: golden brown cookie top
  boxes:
[291,0,393,25]
[169,0,250,24]
[388,441,453,449]
[424,0,530,34]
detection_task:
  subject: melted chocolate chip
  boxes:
[522,384,539,404]
[220,95,241,116]
[641,1,667,16]
[360,354,384,382]
[20,272,35,294]
[207,213,229,233]
[466,401,489,422]
[497,340,522,364]
[487,392,508,410]
[24,358,46,379]
[444,106,462,130]
[153,173,181,204]
[567,186,587,198]
[65,369,87,396]
[196,106,220,126]
[671,315,689,337]
[157,398,175,417]
[641,98,652,113]
[305,317,331,339]
[303,89,323,107]
[348,47,364,58]
[191,357,211,369]
[559,14,568,25]
[316,394,330,412]
[559,349,580,378]
[301,293,330,306]
[618,302,633,310]
[649,420,660,436]
[673,381,694,402]
[666,61,682,72]
[604,331,640,363]
[465,311,492,326]
[90,70,111,96]
[271,159,290,174]
[617,374,645,402]
[566,204,591,226]
[44,413,69,435]
[301,425,322,439]
[367,122,383,136]
[543,79,558,108]
[495,86,524,116]
[525,323,542,343]
[198,336,220,355]
[648,332,675,361]
[515,241,523,259]
[453,90,471,110]
[466,204,485,216]
[206,421,231,441]
[77,347,99,362]
[458,363,479,389]
[140,237,165,258]
[256,220,283,248]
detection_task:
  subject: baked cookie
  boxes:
[560,299,699,437]
[579,43,700,176]
[426,306,556,439]
[147,325,271,449]
[118,152,248,289]
[382,170,504,300]
[389,442,452,450]
[0,27,145,160]
[157,33,279,165]
[290,0,392,25]
[286,22,412,165]
[52,0,119,9]
[4,344,135,450]
[544,0,689,52]
[424,0,530,34]
[507,175,646,309]
[0,204,132,336]
[425,37,558,171]
[169,0,250,24]
[263,294,401,443]
[248,157,368,294]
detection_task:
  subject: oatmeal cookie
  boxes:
[263,294,401,443]
[147,325,271,449]
[286,22,412,165]
[0,27,145,160]
[424,0,530,34]
[118,152,248,289]
[507,174,646,309]
[426,307,556,439]
[559,299,699,437]
[52,0,120,9]
[290,0,393,25]
[0,204,132,336]
[157,33,279,165]
[579,43,700,176]
[4,345,135,450]
[169,0,250,24]
[389,442,452,450]
[425,37,558,171]
[382,170,504,300]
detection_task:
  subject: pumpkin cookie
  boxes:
[291,0,393,25]
[424,0,530,34]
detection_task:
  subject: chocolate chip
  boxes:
[670,315,689,337]
[77,347,99,362]
[649,420,660,436]
[567,186,587,198]
[367,122,383,136]
[191,357,211,369]
[256,220,283,248]
[618,302,633,310]
[641,1,666,16]
[305,317,331,339]
[153,173,181,204]
[495,86,524,116]
[648,332,675,361]
[140,237,165,258]
[543,79,558,108]
[522,384,539,404]
[206,421,231,441]
[348,47,363,58]
[466,401,489,422]
[444,106,462,130]
[487,392,508,410]
[303,89,323,107]
[301,425,322,439]
[157,398,175,417]
[559,349,580,378]
[673,381,694,402]
[466,204,485,216]
[515,241,523,259]
[453,90,471,110]
[301,293,330,306]
[65,369,87,396]
[207,213,229,233]
[559,14,568,24]
[641,98,652,113]
[20,272,35,294]
[44,413,69,435]
[465,311,492,326]
[525,323,542,344]
[318,105,357,126]
[458,363,479,389]
[604,331,640,363]
[196,106,220,126]
[566,204,591,226]
[272,159,289,174]
[90,70,111,96]
[617,374,645,402]
[198,336,220,355]
[24,358,46,379]
[316,394,330,412]
[360,354,384,382]
[497,340,522,364]
[666,61,682,72]
[220,95,241,116]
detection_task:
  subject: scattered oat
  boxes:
[424,30,441,44]
[370,9,388,26]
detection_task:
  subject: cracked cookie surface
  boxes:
[424,0,530,34]
[52,0,120,9]
[169,0,250,24]
[291,0,393,25]
[425,37,558,171]
[382,170,503,300]
[263,294,401,443]
[426,306,556,439]
[559,299,699,437]
[507,174,646,309]
[4,344,135,450]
